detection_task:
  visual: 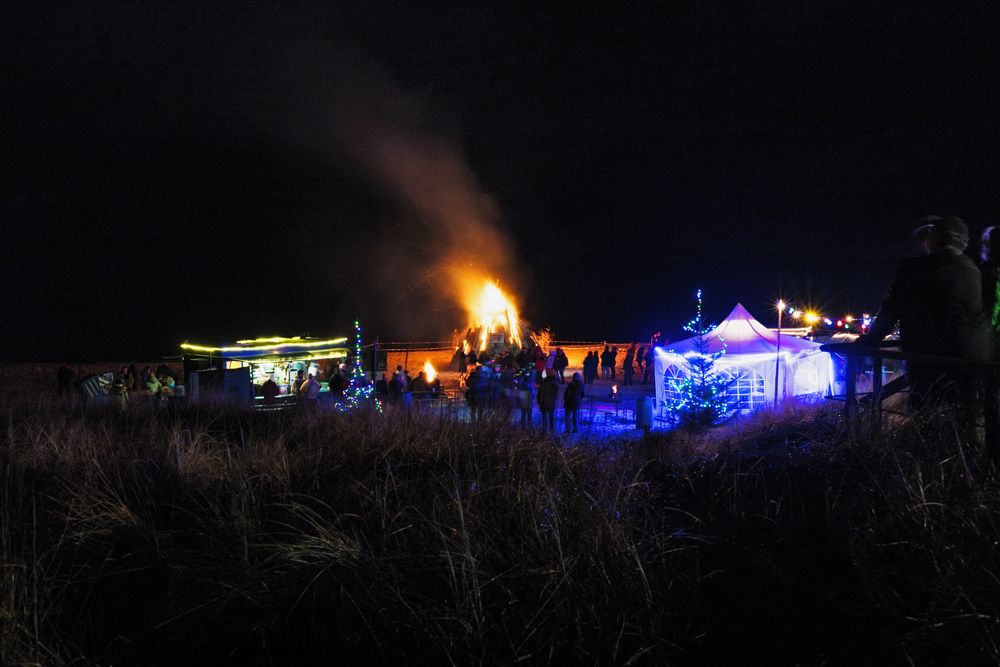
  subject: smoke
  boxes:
[326,54,523,335]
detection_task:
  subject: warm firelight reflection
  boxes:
[423,359,437,383]
[469,280,522,351]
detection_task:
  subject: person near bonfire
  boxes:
[563,372,585,433]
[600,345,611,379]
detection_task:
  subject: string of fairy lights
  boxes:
[776,300,872,333]
[335,320,382,413]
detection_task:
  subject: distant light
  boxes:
[845,315,855,323]
[836,320,844,328]
[824,318,833,326]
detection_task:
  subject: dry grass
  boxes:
[2,398,1000,665]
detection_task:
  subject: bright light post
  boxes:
[774,300,784,407]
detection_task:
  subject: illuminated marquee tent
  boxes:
[653,303,834,416]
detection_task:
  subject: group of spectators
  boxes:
[462,362,585,433]
[581,344,655,385]
[57,363,181,407]
[377,365,444,405]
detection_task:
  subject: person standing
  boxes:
[860,216,989,410]
[609,346,619,380]
[553,347,569,383]
[516,371,535,429]
[299,372,321,411]
[563,372,585,433]
[600,345,612,380]
[623,344,636,386]
[261,375,280,406]
[537,374,559,432]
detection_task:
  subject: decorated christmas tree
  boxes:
[337,320,381,413]
[666,290,731,431]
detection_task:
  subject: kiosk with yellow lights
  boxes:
[181,336,350,407]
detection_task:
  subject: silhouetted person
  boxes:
[623,344,636,386]
[516,371,534,429]
[261,376,279,405]
[609,346,618,380]
[600,345,612,379]
[537,374,559,432]
[642,346,655,384]
[563,372,585,433]
[859,216,988,411]
[553,347,569,383]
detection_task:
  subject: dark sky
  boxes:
[4,2,1000,360]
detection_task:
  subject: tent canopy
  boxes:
[663,303,823,356]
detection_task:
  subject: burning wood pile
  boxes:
[457,280,530,357]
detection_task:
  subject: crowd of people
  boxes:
[57,363,183,407]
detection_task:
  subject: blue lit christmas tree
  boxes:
[337,320,381,413]
[666,290,731,431]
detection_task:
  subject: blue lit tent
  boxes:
[653,303,834,416]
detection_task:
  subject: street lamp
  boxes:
[774,300,784,407]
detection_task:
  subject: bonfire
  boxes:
[460,280,528,354]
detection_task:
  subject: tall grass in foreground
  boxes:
[2,399,1000,665]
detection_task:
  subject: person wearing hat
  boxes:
[859,215,989,410]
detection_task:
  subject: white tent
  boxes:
[653,303,834,417]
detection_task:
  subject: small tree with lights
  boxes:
[337,320,382,413]
[666,290,731,432]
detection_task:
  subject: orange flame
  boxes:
[423,359,437,383]
[469,280,522,351]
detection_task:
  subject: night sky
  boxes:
[5,3,1000,361]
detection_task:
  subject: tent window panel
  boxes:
[662,364,689,407]
[723,366,766,413]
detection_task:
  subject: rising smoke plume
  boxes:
[326,53,525,337]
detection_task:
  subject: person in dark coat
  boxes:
[859,216,989,409]
[261,376,280,405]
[609,346,619,380]
[553,347,569,383]
[516,370,535,429]
[623,344,636,386]
[537,374,559,432]
[563,372,585,433]
[600,345,612,379]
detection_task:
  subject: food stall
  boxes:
[181,336,350,407]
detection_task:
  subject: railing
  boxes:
[819,341,995,423]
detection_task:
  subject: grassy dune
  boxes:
[3,400,1000,665]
